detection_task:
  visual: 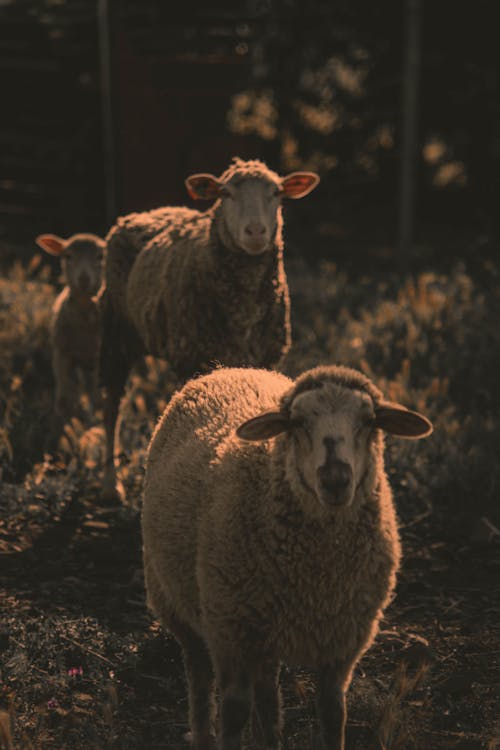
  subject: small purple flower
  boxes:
[67,666,84,677]
[47,698,58,709]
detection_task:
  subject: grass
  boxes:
[1,252,499,748]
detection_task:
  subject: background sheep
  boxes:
[142,365,433,750]
[35,233,104,421]
[101,157,319,499]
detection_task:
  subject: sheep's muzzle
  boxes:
[317,459,353,507]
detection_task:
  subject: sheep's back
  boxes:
[126,209,214,358]
[142,367,291,632]
[106,206,205,323]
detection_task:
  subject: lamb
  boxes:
[36,233,105,420]
[100,157,319,499]
[142,364,433,750]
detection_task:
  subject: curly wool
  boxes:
[143,365,400,674]
[103,161,290,378]
[281,364,385,414]
[219,157,281,186]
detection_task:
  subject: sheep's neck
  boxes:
[205,226,283,304]
[67,290,96,313]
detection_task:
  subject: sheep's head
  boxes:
[236,366,432,511]
[36,233,105,297]
[185,157,319,256]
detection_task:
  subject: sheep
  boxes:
[141,364,433,750]
[35,233,105,421]
[100,157,319,499]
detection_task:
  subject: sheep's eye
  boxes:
[291,419,314,449]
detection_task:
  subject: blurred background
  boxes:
[1,4,500,748]
[1,0,498,268]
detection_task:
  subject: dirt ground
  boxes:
[1,254,500,749]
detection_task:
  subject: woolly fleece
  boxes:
[104,159,291,377]
[142,365,401,677]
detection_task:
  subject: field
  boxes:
[1,250,499,749]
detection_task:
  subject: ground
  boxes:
[1,249,499,749]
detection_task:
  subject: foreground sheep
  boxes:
[101,157,319,499]
[36,233,104,420]
[142,365,433,750]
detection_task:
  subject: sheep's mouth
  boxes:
[317,483,354,509]
[241,239,272,255]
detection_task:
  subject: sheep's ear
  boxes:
[35,234,68,256]
[185,173,222,201]
[281,172,320,199]
[374,402,433,439]
[236,411,290,441]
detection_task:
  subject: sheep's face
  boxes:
[35,234,104,297]
[286,384,376,508]
[236,377,433,512]
[218,177,281,255]
[63,239,104,297]
[185,165,320,256]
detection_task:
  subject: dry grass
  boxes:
[377,662,430,750]
[1,255,499,748]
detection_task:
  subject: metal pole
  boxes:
[398,0,422,266]
[98,0,117,227]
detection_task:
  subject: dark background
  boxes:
[1,0,499,267]
[1,4,500,749]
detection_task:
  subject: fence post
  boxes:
[398,0,422,268]
[98,0,117,228]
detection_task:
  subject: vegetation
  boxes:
[1,253,499,749]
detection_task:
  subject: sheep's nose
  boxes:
[244,222,266,237]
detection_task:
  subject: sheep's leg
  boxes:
[171,617,216,750]
[53,349,76,420]
[45,350,73,453]
[252,660,282,749]
[100,289,143,501]
[316,661,352,750]
[102,361,130,501]
[85,361,102,414]
[183,643,216,750]
[217,667,253,750]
